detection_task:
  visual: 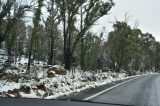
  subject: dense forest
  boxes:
[0,0,160,75]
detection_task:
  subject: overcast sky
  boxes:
[93,0,160,41]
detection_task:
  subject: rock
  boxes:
[48,65,67,75]
[48,67,58,73]
[102,67,110,72]
[53,83,59,88]
[32,88,38,93]
[111,73,117,78]
[4,60,11,66]
[7,89,21,97]
[127,70,136,76]
[20,85,31,94]
[43,65,52,69]
[47,71,55,78]
[87,75,96,81]
[37,84,46,91]
[57,66,67,75]
[8,66,19,70]
[0,73,17,81]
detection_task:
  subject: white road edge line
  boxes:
[83,74,154,100]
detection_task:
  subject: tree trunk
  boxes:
[62,0,68,69]
[65,29,71,70]
[26,0,43,72]
[27,51,31,73]
[63,9,66,65]
[80,38,85,70]
[65,37,71,69]
[80,6,85,70]
[48,38,54,65]
[0,34,4,49]
[48,2,55,65]
[65,48,71,69]
[48,21,54,65]
[0,41,2,49]
[64,13,72,69]
[7,47,13,63]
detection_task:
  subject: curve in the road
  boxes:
[84,76,139,100]
[89,74,160,106]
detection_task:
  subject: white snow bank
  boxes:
[17,57,28,64]
[19,90,40,98]
[0,81,20,92]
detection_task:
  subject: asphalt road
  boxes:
[59,77,134,100]
[89,74,160,106]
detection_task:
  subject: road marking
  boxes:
[83,75,147,100]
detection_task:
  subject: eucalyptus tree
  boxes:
[0,0,14,47]
[106,21,133,72]
[55,0,114,69]
[27,0,44,71]
[154,42,160,72]
[1,1,31,63]
[44,15,61,65]
[140,33,155,71]
[83,32,104,71]
[45,0,60,65]
[129,29,143,71]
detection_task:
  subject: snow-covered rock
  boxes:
[47,65,67,75]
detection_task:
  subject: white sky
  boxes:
[93,0,160,41]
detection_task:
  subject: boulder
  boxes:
[47,71,55,78]
[7,89,21,97]
[0,73,17,81]
[102,67,110,72]
[57,66,67,75]
[48,67,58,73]
[111,73,118,78]
[37,84,46,91]
[48,65,67,75]
[20,85,31,94]
[43,65,52,69]
[4,60,11,66]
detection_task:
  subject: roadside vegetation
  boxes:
[0,0,159,98]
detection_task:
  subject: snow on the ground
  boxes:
[0,55,157,99]
[0,68,155,99]
[16,56,46,66]
[0,49,7,65]
[17,57,28,64]
[0,81,20,92]
[19,89,40,98]
[0,66,129,99]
